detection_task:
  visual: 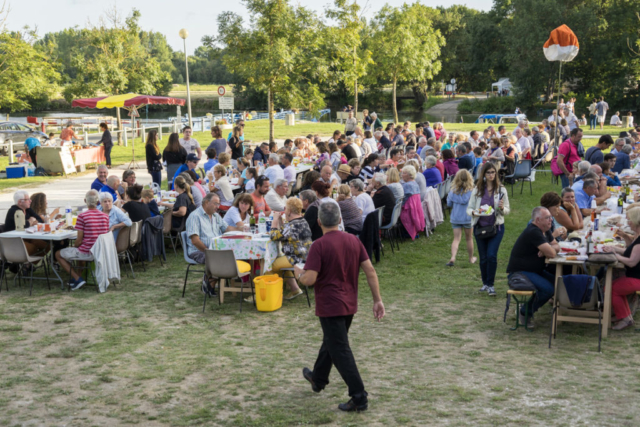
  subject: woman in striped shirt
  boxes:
[359,153,380,181]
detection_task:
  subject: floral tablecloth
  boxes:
[211,236,279,271]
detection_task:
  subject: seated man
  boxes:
[265,178,289,212]
[264,153,284,183]
[172,153,200,189]
[55,190,110,290]
[91,165,109,191]
[575,179,598,217]
[4,190,48,255]
[506,206,560,328]
[456,145,474,171]
[118,169,136,199]
[185,193,241,296]
[100,176,121,205]
[251,175,272,219]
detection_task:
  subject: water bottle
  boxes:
[258,210,267,234]
[65,205,72,226]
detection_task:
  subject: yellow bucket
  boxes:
[253,274,283,312]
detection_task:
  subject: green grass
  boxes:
[1,176,640,425]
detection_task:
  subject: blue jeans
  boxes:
[559,173,570,189]
[149,170,162,188]
[512,271,555,316]
[104,146,112,166]
[589,114,597,130]
[474,224,504,287]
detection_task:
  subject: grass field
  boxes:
[1,176,640,425]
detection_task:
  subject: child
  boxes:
[244,167,257,192]
[234,158,250,187]
[203,148,218,173]
[446,169,476,267]
[141,189,161,217]
[473,147,483,174]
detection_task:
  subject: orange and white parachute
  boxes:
[543,25,579,62]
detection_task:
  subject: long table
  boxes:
[0,229,78,289]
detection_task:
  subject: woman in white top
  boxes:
[208,164,234,210]
[349,178,375,224]
[224,193,253,229]
[244,167,257,192]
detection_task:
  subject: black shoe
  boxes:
[338,398,368,412]
[302,367,322,393]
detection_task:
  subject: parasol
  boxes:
[72,93,186,168]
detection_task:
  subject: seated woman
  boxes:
[99,192,132,241]
[208,164,234,211]
[186,169,207,198]
[386,167,405,203]
[268,198,313,300]
[406,159,427,201]
[224,193,253,229]
[159,176,194,230]
[336,184,362,235]
[600,162,622,187]
[554,188,584,232]
[603,207,640,330]
[400,165,420,206]
[179,172,203,208]
[441,149,459,179]
[501,135,517,180]
[30,192,61,223]
[300,170,320,192]
[122,185,152,223]
[141,189,160,217]
[538,192,570,241]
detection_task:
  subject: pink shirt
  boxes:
[76,209,110,253]
[557,139,581,173]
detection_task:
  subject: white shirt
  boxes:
[364,138,378,153]
[283,165,296,183]
[179,138,200,155]
[331,173,342,186]
[245,178,255,192]
[265,188,287,212]
[566,112,579,130]
[516,136,531,153]
[611,115,622,125]
[224,206,250,228]
[352,144,362,158]
[264,164,284,184]
[355,192,375,224]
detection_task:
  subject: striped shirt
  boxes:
[76,209,110,253]
[186,206,228,255]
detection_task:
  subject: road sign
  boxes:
[219,97,234,110]
[217,86,226,96]
[450,78,456,84]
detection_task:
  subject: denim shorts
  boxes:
[452,223,472,229]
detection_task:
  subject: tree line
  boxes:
[1,0,639,131]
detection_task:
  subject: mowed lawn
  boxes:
[1,175,640,426]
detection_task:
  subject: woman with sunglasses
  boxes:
[466,162,510,296]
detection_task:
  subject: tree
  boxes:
[369,3,445,123]
[63,8,171,143]
[216,0,326,142]
[324,0,371,113]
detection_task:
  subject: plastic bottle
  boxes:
[65,205,72,226]
[258,210,267,233]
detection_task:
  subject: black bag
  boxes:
[474,225,497,239]
[508,272,536,291]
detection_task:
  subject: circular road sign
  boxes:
[450,78,456,84]
[217,86,226,96]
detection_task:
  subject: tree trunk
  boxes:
[392,77,398,124]
[353,45,358,114]
[268,86,274,143]
[116,107,123,145]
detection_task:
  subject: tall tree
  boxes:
[217,0,326,142]
[369,3,445,123]
[324,0,371,113]
[63,8,171,143]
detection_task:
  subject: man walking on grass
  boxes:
[294,202,385,412]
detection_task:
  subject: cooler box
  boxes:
[6,165,26,179]
[253,274,283,312]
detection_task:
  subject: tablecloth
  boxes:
[72,146,105,165]
[211,236,279,271]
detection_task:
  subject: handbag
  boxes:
[474,224,497,239]
[588,253,617,264]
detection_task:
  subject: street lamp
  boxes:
[179,28,193,128]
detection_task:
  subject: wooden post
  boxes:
[201,117,205,132]
[116,108,123,145]
[8,139,14,163]
[158,124,163,140]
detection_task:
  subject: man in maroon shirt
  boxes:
[294,202,385,412]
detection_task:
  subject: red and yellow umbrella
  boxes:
[72,93,185,109]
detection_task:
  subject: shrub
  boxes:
[457,97,518,114]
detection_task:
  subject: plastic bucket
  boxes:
[253,274,283,312]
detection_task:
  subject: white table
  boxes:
[0,229,78,289]
[294,164,314,175]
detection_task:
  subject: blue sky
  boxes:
[6,0,493,54]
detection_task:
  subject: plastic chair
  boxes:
[204,249,252,313]
[504,160,533,196]
[115,225,135,278]
[130,220,145,271]
[380,201,403,253]
[180,231,205,298]
[62,251,98,293]
[0,241,10,292]
[0,236,49,296]
[163,210,179,256]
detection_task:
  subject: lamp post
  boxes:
[179,28,193,128]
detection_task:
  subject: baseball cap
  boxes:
[186,153,200,162]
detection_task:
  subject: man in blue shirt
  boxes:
[612,142,632,174]
[456,145,474,171]
[575,179,597,217]
[252,143,270,166]
[24,137,41,167]
[172,153,200,189]
[91,165,109,191]
[99,176,121,205]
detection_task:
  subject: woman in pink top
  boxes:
[551,128,583,188]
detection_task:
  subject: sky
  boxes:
[5,0,493,55]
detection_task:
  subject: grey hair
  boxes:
[519,120,527,127]
[406,159,421,172]
[106,175,119,187]
[427,137,436,145]
[402,165,417,179]
[531,206,549,222]
[425,155,437,167]
[85,190,100,208]
[97,165,108,172]
[583,179,597,190]
[578,161,591,174]
[418,136,427,144]
[273,178,288,188]
[370,112,377,119]
[349,178,365,192]
[203,192,218,203]
[374,131,382,138]
[179,172,194,186]
[122,169,135,181]
[561,187,574,197]
[13,190,29,205]
[318,201,341,227]
[98,192,113,203]
[457,145,467,154]
[622,144,633,154]
[299,190,317,204]
[377,153,386,161]
[615,138,626,146]
[269,153,280,162]
[424,148,437,157]
[372,172,387,185]
[582,172,598,181]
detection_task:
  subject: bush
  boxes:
[457,97,518,114]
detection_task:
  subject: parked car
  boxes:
[474,114,527,124]
[0,122,48,154]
